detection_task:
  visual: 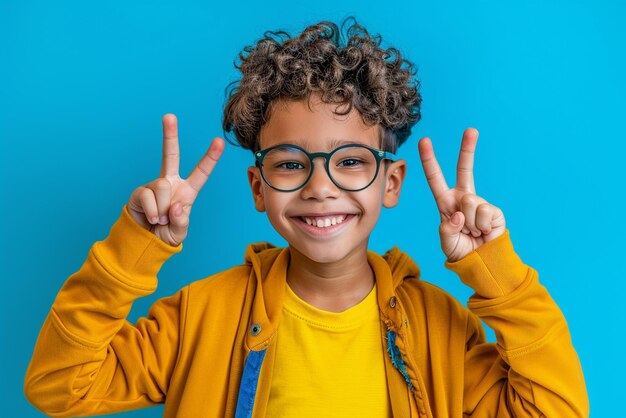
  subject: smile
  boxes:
[302,215,346,228]
[291,214,356,236]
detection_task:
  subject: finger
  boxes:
[186,137,225,194]
[168,201,190,243]
[460,193,486,237]
[441,212,470,235]
[456,128,478,193]
[418,137,450,201]
[137,187,159,224]
[160,114,180,178]
[146,178,172,224]
[475,203,495,235]
[439,211,465,258]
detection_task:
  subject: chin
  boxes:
[289,240,364,264]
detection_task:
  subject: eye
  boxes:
[277,161,305,170]
[337,159,363,167]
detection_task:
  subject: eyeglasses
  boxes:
[254,143,397,192]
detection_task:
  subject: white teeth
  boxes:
[302,215,348,228]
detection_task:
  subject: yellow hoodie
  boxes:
[24,205,589,417]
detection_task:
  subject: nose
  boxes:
[299,157,341,200]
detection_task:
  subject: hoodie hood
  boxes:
[381,246,421,288]
[243,242,282,279]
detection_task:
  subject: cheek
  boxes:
[366,202,383,223]
[364,180,387,207]
[355,188,384,220]
[263,193,290,221]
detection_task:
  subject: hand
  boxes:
[128,114,225,246]
[418,128,506,262]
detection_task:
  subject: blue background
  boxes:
[2,1,623,416]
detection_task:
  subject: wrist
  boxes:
[91,205,183,288]
[444,229,528,298]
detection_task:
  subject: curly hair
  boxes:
[222,16,421,153]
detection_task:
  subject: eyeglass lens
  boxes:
[261,145,378,191]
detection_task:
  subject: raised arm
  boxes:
[24,115,224,416]
[418,128,589,416]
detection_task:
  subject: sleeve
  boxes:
[444,229,589,418]
[24,204,185,417]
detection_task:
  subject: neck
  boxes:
[286,245,375,313]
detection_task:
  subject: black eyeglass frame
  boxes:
[253,143,398,192]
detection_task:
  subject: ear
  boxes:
[247,166,266,212]
[383,160,406,208]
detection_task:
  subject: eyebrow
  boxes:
[291,137,368,150]
[328,138,359,148]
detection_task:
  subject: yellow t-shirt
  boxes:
[266,282,391,417]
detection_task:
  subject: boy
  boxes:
[25,17,588,417]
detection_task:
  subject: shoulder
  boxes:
[397,277,453,299]
[396,279,485,346]
[397,278,471,321]
[162,264,254,327]
[185,241,283,297]
[187,264,252,299]
[378,246,471,322]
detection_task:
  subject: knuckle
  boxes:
[140,187,155,200]
[187,180,202,194]
[206,150,220,163]
[154,178,171,192]
[425,169,443,181]
[174,220,190,235]
[460,201,476,212]
[139,201,156,219]
[477,203,491,212]
[196,161,211,177]
[460,193,475,204]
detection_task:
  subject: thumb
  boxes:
[168,202,190,240]
[440,211,465,241]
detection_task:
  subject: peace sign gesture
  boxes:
[418,128,506,262]
[128,114,225,246]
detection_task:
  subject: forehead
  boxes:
[258,96,381,151]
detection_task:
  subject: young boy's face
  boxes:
[247,93,406,264]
